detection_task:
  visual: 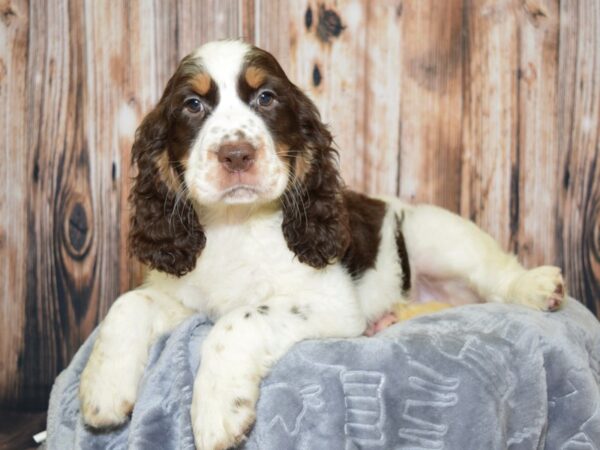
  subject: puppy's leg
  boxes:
[400,203,565,311]
[191,297,365,450]
[80,288,193,428]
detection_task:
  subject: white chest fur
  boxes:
[148,208,325,320]
[194,212,294,316]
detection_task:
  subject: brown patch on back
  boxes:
[245,66,268,89]
[395,213,411,293]
[190,72,212,95]
[341,191,387,278]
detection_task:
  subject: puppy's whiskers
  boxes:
[282,158,309,235]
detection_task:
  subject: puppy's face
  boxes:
[130,40,349,276]
[156,41,311,206]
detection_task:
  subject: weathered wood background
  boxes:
[1,0,598,411]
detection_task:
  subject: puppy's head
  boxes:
[129,40,350,276]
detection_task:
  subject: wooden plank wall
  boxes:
[0,0,598,411]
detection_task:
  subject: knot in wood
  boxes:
[317,5,345,43]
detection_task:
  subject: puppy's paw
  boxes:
[79,352,137,428]
[508,266,566,312]
[192,376,257,450]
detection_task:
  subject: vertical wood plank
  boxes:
[253,0,292,70]
[0,0,29,406]
[152,0,181,89]
[118,0,158,294]
[361,0,402,196]
[176,0,241,56]
[461,0,520,247]
[18,0,89,409]
[398,0,464,208]
[240,0,255,42]
[557,0,600,316]
[288,0,369,189]
[83,0,148,322]
[515,0,560,268]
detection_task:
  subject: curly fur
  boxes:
[128,96,205,277]
[280,87,351,268]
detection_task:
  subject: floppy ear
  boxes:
[128,103,205,277]
[281,88,351,268]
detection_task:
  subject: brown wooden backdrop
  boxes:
[1,0,598,412]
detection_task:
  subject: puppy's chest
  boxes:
[185,218,299,316]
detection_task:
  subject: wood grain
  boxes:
[516,0,560,268]
[361,0,402,196]
[557,0,600,317]
[288,0,370,190]
[0,0,29,409]
[461,0,520,247]
[0,0,598,411]
[398,0,463,208]
[253,0,291,70]
[18,0,105,410]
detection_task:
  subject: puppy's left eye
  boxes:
[184,96,205,115]
[257,90,276,108]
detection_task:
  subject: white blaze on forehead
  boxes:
[192,40,251,95]
[190,40,260,143]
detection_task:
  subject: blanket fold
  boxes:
[46,299,600,449]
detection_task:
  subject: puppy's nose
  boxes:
[217,142,257,173]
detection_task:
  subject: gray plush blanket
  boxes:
[46,299,600,449]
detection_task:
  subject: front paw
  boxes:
[508,266,566,311]
[191,377,257,450]
[79,351,137,428]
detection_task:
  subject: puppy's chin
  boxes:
[189,169,289,207]
[192,182,285,207]
[221,185,261,204]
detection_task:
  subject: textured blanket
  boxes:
[46,299,600,450]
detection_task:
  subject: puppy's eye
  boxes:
[184,97,204,115]
[257,90,276,108]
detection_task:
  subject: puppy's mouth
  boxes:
[220,185,263,203]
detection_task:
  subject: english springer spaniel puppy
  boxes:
[80,40,565,449]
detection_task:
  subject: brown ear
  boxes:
[281,89,350,268]
[128,104,205,277]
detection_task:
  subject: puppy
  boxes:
[79,40,565,450]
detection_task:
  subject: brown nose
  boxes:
[217,142,257,173]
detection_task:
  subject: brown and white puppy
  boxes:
[79,40,565,450]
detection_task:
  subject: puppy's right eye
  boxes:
[257,90,276,108]
[184,97,204,115]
